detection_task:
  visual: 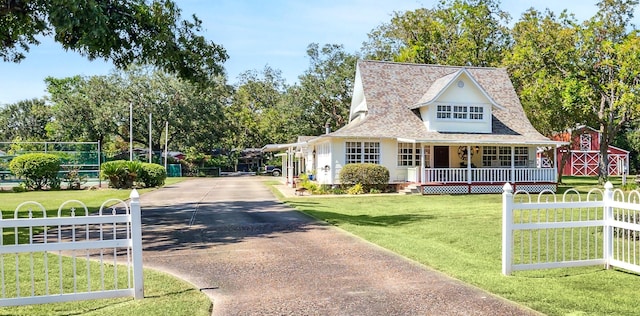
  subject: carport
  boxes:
[262,141,306,187]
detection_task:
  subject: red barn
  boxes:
[552,126,629,176]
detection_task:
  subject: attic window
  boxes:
[436,105,452,119]
[437,104,484,120]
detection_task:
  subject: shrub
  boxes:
[63,166,88,190]
[138,163,167,188]
[330,186,346,195]
[9,153,61,190]
[12,183,27,193]
[339,163,390,192]
[101,160,142,189]
[347,183,364,195]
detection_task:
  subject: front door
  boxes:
[433,146,449,168]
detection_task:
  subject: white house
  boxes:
[264,60,566,194]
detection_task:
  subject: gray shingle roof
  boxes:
[328,60,558,145]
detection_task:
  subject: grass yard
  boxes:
[0,267,211,316]
[0,177,212,316]
[280,176,640,316]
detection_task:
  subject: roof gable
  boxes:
[410,68,504,110]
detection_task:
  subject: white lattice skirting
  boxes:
[421,183,557,195]
[422,185,468,195]
[513,183,557,193]
[470,185,503,194]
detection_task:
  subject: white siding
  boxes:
[323,138,399,184]
[315,141,333,185]
[419,75,493,133]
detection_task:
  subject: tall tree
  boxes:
[224,66,287,149]
[46,66,229,155]
[1,0,227,83]
[0,98,52,141]
[503,9,588,182]
[570,0,640,182]
[362,0,511,67]
[296,43,358,133]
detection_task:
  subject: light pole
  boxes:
[164,121,168,170]
[129,102,133,161]
[148,112,152,163]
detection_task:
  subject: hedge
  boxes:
[138,163,167,187]
[339,163,389,192]
[9,153,61,190]
[101,160,167,189]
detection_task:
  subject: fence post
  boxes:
[502,182,514,275]
[130,189,144,299]
[603,181,613,270]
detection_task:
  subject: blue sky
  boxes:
[0,1,628,105]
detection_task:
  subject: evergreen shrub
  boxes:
[139,163,167,187]
[339,163,389,192]
[9,153,61,190]
[101,160,141,189]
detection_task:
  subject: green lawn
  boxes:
[0,177,212,316]
[281,176,640,316]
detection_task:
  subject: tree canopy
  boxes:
[4,0,640,176]
[362,0,510,66]
[1,0,227,83]
[43,66,230,154]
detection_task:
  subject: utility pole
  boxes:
[148,112,152,163]
[129,102,133,161]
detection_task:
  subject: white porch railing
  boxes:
[513,168,555,183]
[0,190,143,306]
[425,167,555,183]
[471,168,511,183]
[425,168,468,183]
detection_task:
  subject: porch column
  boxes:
[420,144,425,183]
[287,147,294,187]
[554,145,559,182]
[467,145,472,184]
[510,146,515,183]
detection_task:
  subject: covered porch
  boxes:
[396,142,561,194]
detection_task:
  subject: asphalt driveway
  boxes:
[139,177,540,316]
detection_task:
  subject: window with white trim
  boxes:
[437,105,452,119]
[469,106,484,120]
[397,143,423,167]
[514,147,529,167]
[580,133,591,151]
[345,141,362,164]
[482,146,511,167]
[453,106,467,119]
[346,141,380,164]
[437,104,484,120]
[363,142,380,163]
[398,143,413,166]
[482,146,529,167]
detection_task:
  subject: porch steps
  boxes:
[400,184,421,195]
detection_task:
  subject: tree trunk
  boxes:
[598,124,610,184]
[557,146,571,184]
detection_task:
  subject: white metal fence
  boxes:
[0,190,143,306]
[502,181,640,275]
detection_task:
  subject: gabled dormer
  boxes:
[410,68,504,133]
